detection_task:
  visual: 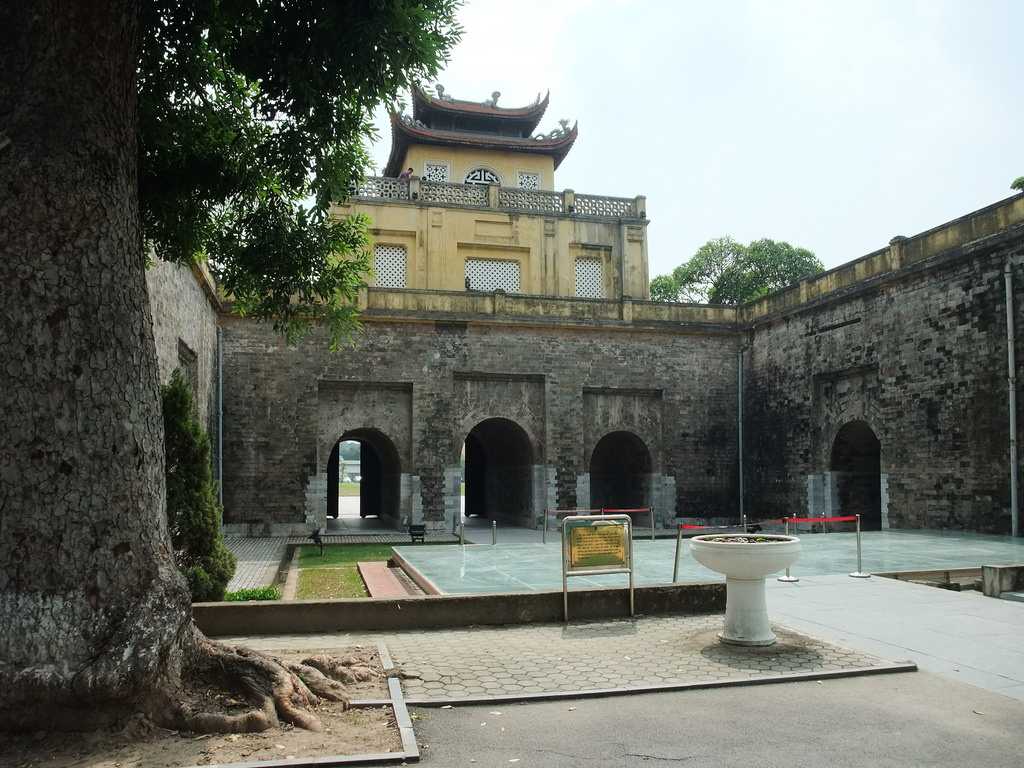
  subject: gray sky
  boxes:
[369,0,1022,274]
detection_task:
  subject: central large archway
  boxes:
[463,418,534,525]
[590,430,653,510]
[830,420,882,530]
[326,428,402,523]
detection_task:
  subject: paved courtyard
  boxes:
[223,536,286,591]
[228,614,907,703]
[394,529,1024,594]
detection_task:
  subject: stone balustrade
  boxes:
[349,176,645,220]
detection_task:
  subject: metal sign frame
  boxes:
[561,514,634,622]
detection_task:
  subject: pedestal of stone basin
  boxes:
[690,534,801,646]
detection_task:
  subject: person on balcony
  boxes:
[398,167,413,180]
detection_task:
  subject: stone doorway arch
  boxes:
[830,420,882,530]
[462,417,535,526]
[589,430,654,510]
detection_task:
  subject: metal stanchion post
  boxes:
[492,520,497,545]
[778,517,799,582]
[542,510,547,544]
[850,513,870,578]
[672,525,683,582]
[650,507,655,542]
[459,519,465,546]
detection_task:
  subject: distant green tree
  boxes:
[650,237,823,305]
[1013,176,1024,192]
[339,441,361,461]
[162,370,235,602]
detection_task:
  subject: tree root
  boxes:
[164,631,372,734]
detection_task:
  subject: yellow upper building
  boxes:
[335,85,650,301]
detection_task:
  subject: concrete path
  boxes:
[412,671,1024,768]
[767,573,1024,700]
[225,614,903,703]
[223,536,286,591]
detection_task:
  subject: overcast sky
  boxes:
[368,0,1022,274]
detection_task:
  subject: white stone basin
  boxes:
[690,533,801,646]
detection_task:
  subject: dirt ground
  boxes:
[1,646,400,768]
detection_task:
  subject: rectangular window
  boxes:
[465,258,521,293]
[517,171,541,189]
[373,244,407,288]
[575,258,604,298]
[423,162,450,183]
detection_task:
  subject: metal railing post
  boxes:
[542,510,547,544]
[850,514,870,578]
[672,525,683,582]
[650,507,655,542]
[492,520,497,545]
[778,517,799,582]
[459,518,465,546]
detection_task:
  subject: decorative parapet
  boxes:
[740,192,1024,323]
[348,176,644,220]
[361,287,736,328]
[420,179,488,207]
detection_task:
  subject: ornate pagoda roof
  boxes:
[411,85,549,133]
[382,111,578,177]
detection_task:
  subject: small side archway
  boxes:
[830,420,882,530]
[462,418,534,525]
[326,428,402,522]
[589,430,653,510]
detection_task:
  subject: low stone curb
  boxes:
[189,648,420,768]
[404,660,918,707]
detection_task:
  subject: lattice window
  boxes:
[464,167,502,185]
[575,258,604,298]
[423,162,450,183]
[517,171,541,189]
[373,244,407,288]
[465,258,520,293]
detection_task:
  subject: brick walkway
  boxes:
[228,614,904,702]
[224,537,287,591]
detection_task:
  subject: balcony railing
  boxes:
[348,176,645,220]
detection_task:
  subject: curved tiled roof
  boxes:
[383,112,578,177]
[412,86,549,131]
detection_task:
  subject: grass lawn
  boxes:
[295,543,457,599]
[296,567,368,599]
[296,543,395,600]
[338,482,360,497]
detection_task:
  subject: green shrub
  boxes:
[224,586,281,602]
[162,369,236,601]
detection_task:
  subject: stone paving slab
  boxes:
[226,614,907,703]
[224,537,287,591]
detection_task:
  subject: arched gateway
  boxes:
[830,420,882,530]
[462,418,535,526]
[589,430,653,510]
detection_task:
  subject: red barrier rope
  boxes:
[786,515,857,523]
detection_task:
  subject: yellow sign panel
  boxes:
[568,522,628,570]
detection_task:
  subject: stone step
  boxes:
[357,561,412,598]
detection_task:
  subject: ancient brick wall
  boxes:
[145,259,220,434]
[220,316,739,532]
[744,230,1024,533]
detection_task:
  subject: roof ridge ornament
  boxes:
[533,118,574,140]
[484,91,501,107]
[434,83,454,102]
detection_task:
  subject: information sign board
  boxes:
[566,519,628,570]
[561,514,634,622]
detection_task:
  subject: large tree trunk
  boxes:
[0,3,364,734]
[0,1,192,728]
